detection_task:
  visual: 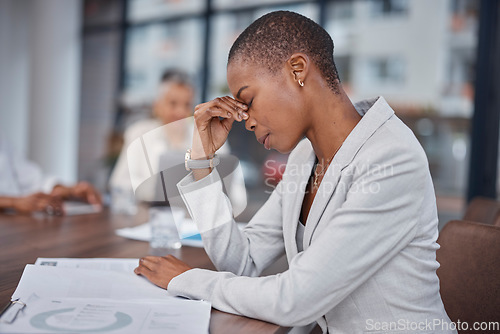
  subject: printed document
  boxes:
[12,264,173,301]
[34,258,139,273]
[1,260,211,333]
[0,296,210,333]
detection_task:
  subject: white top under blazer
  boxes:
[169,97,456,334]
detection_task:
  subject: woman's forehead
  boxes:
[227,63,253,95]
[227,62,276,91]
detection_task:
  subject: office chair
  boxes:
[463,197,500,226]
[436,220,500,333]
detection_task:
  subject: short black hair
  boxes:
[228,11,340,93]
[160,68,192,87]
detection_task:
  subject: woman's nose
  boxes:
[244,116,257,131]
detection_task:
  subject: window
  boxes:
[334,55,352,85]
[369,0,409,17]
[124,19,204,104]
[366,57,405,85]
[127,0,206,22]
[326,1,354,21]
[84,0,123,26]
[213,0,306,11]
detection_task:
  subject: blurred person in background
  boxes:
[0,135,102,215]
[109,69,196,208]
[109,69,234,211]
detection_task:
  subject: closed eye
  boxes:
[247,98,254,110]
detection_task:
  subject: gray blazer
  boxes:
[171,97,456,334]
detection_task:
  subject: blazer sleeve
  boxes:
[169,143,429,327]
[177,168,286,277]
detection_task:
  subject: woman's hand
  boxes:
[134,255,193,289]
[51,181,102,206]
[192,96,248,159]
[12,192,64,215]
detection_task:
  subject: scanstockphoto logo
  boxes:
[263,161,395,195]
[125,117,247,238]
[365,318,500,332]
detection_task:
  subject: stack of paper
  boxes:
[0,258,211,334]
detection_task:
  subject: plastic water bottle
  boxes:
[149,207,182,249]
[110,186,137,216]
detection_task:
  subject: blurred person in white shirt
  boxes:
[0,135,102,215]
[109,69,236,207]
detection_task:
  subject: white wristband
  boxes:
[184,149,220,171]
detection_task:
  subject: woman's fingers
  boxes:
[135,257,156,275]
[191,96,248,158]
[142,256,161,264]
[134,255,192,290]
[194,96,246,112]
[205,106,231,119]
[220,113,236,132]
[220,95,247,110]
[134,261,154,277]
[220,96,248,121]
[194,96,247,123]
[217,96,248,121]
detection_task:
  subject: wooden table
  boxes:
[0,208,287,333]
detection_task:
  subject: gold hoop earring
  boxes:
[298,79,304,87]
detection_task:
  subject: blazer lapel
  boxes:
[282,142,316,262]
[303,97,395,249]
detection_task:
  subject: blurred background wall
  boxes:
[0,0,81,184]
[1,0,494,228]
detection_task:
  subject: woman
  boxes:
[135,11,455,333]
